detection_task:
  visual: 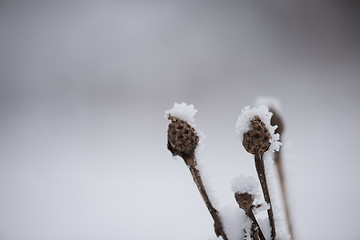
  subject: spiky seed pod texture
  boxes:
[234,192,255,210]
[167,115,199,160]
[242,116,271,156]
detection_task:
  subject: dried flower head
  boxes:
[167,115,199,159]
[269,107,284,136]
[242,116,271,156]
[236,106,281,154]
[235,192,255,210]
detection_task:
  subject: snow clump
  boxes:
[165,102,197,123]
[231,175,259,196]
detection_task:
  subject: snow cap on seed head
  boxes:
[236,105,281,153]
[232,175,259,196]
[232,175,259,210]
[165,102,197,124]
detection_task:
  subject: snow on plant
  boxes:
[236,105,282,240]
[232,175,259,197]
[255,97,293,239]
[166,102,229,240]
[235,105,281,154]
[165,102,197,123]
[232,175,266,240]
[165,102,293,240]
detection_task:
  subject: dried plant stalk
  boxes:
[242,116,276,239]
[187,157,229,240]
[270,108,294,239]
[234,192,265,240]
[167,116,229,240]
[254,154,276,240]
[274,152,293,239]
[245,209,266,240]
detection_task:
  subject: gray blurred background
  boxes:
[0,1,360,239]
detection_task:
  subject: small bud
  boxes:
[242,116,271,156]
[234,192,255,210]
[167,115,199,159]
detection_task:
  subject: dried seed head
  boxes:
[269,107,284,136]
[234,192,255,210]
[242,116,271,156]
[167,115,199,160]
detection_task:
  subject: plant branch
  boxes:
[245,209,266,240]
[275,151,294,239]
[254,154,276,240]
[185,156,229,240]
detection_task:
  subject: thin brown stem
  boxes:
[275,151,294,240]
[245,209,266,240]
[185,156,229,240]
[254,154,276,240]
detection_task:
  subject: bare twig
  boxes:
[186,156,229,240]
[167,115,229,240]
[275,150,294,239]
[241,115,276,239]
[254,154,276,240]
[234,192,265,240]
[245,209,266,240]
[270,107,295,239]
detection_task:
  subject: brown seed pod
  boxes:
[242,116,271,156]
[234,192,255,210]
[269,107,284,136]
[167,115,199,160]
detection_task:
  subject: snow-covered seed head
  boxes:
[167,115,199,160]
[242,116,271,156]
[234,192,255,210]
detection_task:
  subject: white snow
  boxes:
[231,175,259,196]
[220,205,251,240]
[252,202,270,215]
[258,218,272,240]
[235,105,281,153]
[165,102,197,123]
